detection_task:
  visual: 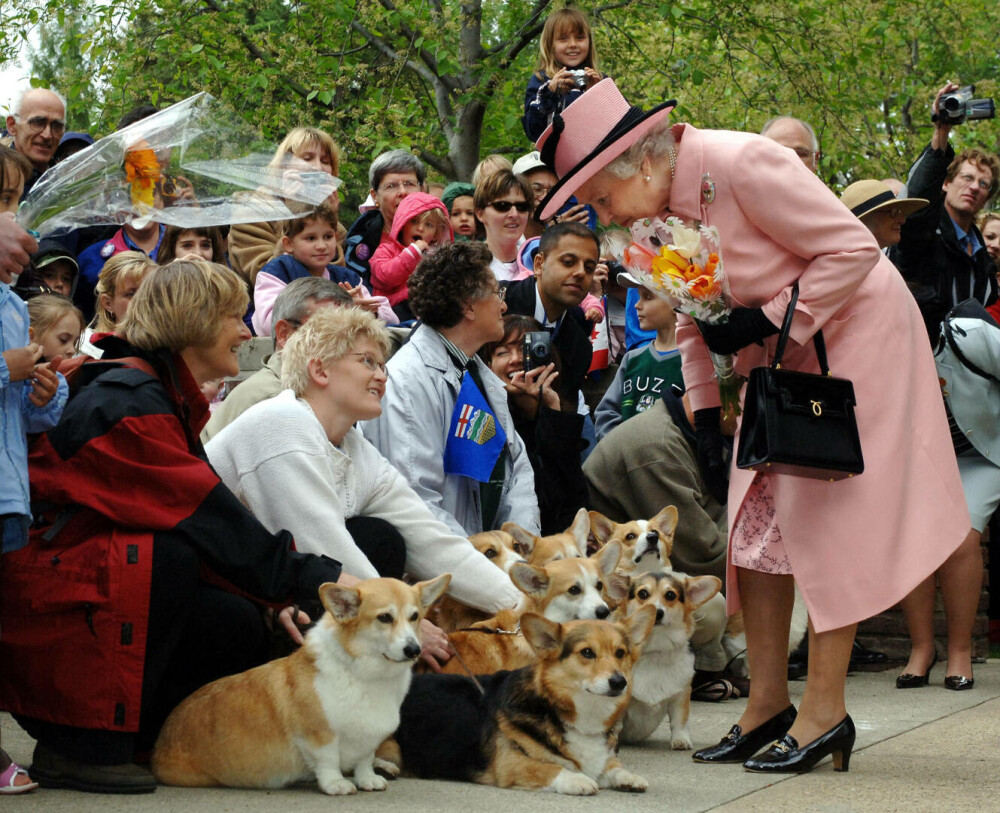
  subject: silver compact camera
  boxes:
[568,69,587,89]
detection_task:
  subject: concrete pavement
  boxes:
[4,660,998,812]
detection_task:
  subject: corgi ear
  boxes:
[623,604,657,650]
[593,540,622,576]
[651,505,679,537]
[510,562,550,598]
[415,573,452,612]
[587,510,616,546]
[502,523,536,560]
[319,582,362,622]
[520,612,562,656]
[684,575,722,610]
[569,508,590,555]
[604,571,630,605]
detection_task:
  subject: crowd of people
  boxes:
[0,3,995,796]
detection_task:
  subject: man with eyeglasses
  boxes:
[891,81,1000,343]
[344,149,425,286]
[760,116,820,174]
[4,88,67,199]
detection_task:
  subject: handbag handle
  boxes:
[771,282,831,375]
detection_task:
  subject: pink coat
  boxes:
[671,125,969,631]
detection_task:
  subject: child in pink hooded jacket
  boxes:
[370,192,453,321]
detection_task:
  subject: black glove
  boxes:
[694,407,729,505]
[697,307,779,355]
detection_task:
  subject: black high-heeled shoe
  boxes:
[943,675,974,691]
[896,651,937,689]
[743,715,856,774]
[692,705,796,764]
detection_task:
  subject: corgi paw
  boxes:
[318,777,357,796]
[373,757,400,779]
[550,769,599,796]
[601,766,648,793]
[671,733,693,750]
[355,773,387,792]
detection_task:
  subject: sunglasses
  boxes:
[488,200,532,214]
[15,115,66,137]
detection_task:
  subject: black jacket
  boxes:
[343,209,385,288]
[889,143,998,343]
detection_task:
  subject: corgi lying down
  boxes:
[151,575,449,795]
[388,608,656,794]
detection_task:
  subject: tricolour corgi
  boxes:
[504,507,590,565]
[151,575,450,795]
[588,506,678,575]
[390,608,656,794]
[435,541,622,675]
[618,569,722,747]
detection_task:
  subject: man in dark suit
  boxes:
[500,221,597,406]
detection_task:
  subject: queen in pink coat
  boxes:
[536,80,971,775]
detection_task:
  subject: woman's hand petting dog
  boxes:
[419,619,452,672]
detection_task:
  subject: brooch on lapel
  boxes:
[701,173,716,205]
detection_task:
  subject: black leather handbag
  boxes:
[736,283,864,481]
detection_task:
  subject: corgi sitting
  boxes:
[390,608,656,794]
[436,541,622,676]
[429,530,527,632]
[152,575,450,795]
[588,506,678,575]
[503,506,590,565]
[618,570,722,747]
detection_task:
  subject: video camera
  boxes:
[932,85,995,125]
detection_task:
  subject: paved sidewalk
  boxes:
[4,661,998,812]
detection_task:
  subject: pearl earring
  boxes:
[644,175,651,182]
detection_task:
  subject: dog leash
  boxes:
[446,642,486,696]
[444,621,522,696]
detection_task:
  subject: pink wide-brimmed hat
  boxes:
[535,79,676,221]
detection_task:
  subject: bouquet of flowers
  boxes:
[18,92,340,236]
[624,216,740,415]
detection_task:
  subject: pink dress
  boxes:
[671,124,970,632]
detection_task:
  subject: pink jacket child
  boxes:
[370,193,454,313]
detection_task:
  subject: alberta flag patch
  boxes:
[444,373,507,482]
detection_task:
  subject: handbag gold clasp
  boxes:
[810,400,822,417]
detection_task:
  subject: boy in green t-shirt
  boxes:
[594,272,682,439]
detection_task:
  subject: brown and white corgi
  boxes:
[151,575,450,795]
[436,541,622,675]
[588,506,678,575]
[503,507,590,565]
[618,569,722,747]
[389,607,657,794]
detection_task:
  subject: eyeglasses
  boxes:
[957,173,992,193]
[378,180,419,194]
[488,200,532,214]
[886,206,904,219]
[345,352,388,375]
[483,286,507,303]
[530,182,553,195]
[14,115,66,137]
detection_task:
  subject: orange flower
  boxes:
[688,274,720,301]
[683,263,703,281]
[124,142,161,208]
[624,242,657,274]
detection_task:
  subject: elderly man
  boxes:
[891,82,1000,343]
[5,88,66,198]
[344,149,425,285]
[202,277,352,442]
[760,115,820,173]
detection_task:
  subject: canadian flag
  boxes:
[588,299,609,374]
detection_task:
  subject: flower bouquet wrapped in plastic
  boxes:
[18,92,340,236]
[624,215,740,415]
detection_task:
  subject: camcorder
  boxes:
[522,331,553,372]
[933,85,995,125]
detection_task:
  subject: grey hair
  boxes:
[760,116,819,153]
[368,149,426,191]
[604,120,677,180]
[13,86,67,116]
[271,276,353,345]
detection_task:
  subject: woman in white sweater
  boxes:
[205,306,523,668]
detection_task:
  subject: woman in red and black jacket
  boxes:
[0,260,345,794]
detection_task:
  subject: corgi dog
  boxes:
[618,570,722,747]
[436,541,622,676]
[588,506,678,575]
[503,507,590,565]
[151,575,450,795]
[390,608,657,794]
[429,530,526,632]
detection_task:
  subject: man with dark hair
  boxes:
[891,82,1000,342]
[362,242,540,536]
[201,277,352,441]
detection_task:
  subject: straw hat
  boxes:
[535,79,675,220]
[840,180,927,220]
